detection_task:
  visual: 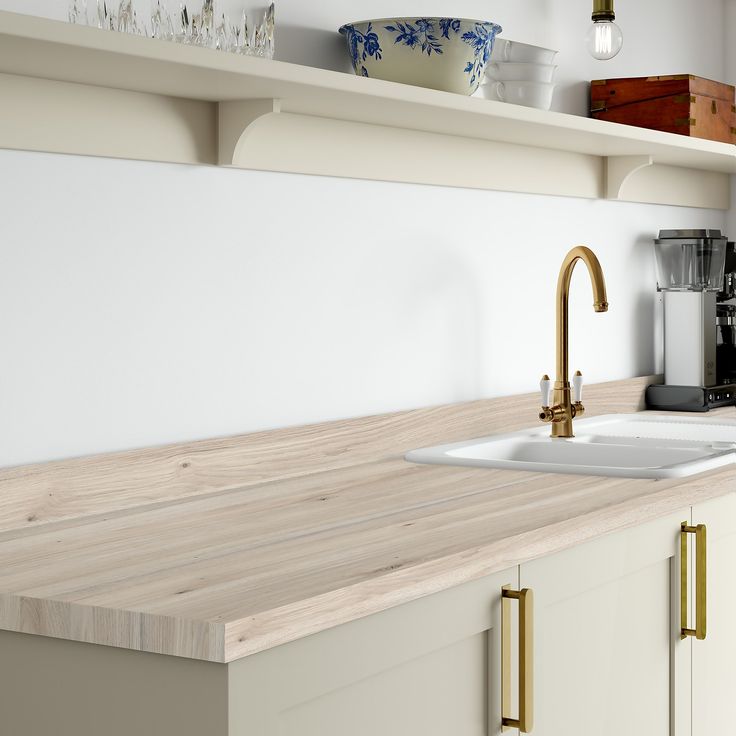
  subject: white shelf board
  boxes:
[0,10,734,207]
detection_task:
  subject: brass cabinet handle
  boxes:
[502,586,534,733]
[681,523,707,640]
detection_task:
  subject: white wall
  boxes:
[0,0,730,467]
[725,0,736,239]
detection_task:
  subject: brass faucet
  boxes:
[539,246,609,438]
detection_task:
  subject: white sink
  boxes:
[406,414,736,479]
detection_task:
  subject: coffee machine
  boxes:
[646,229,736,411]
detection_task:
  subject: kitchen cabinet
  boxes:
[130,507,697,736]
[691,493,736,735]
[0,566,517,736]
[3,496,733,736]
[519,510,690,736]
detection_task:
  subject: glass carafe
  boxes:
[654,229,727,292]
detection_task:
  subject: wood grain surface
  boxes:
[3,374,734,663]
[0,375,654,534]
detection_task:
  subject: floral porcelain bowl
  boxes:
[338,17,502,95]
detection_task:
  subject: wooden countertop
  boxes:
[1,375,734,663]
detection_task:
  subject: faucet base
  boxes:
[550,385,574,438]
[540,385,586,439]
[550,392,575,439]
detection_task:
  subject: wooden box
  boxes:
[590,75,736,144]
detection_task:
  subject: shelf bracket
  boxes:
[605,155,654,199]
[217,98,281,166]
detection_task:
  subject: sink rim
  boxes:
[405,413,736,480]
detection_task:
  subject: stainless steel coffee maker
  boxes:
[647,229,736,411]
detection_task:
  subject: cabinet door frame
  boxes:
[519,510,691,736]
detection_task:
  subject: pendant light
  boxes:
[586,0,623,60]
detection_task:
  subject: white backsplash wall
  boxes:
[0,153,725,467]
[0,0,731,467]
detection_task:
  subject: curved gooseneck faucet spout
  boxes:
[540,246,609,438]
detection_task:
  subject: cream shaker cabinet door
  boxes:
[519,510,690,736]
[691,493,736,736]
[228,566,517,736]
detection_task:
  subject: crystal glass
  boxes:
[150,0,174,40]
[175,4,192,43]
[199,0,215,47]
[116,0,138,33]
[96,1,117,30]
[67,0,275,57]
[68,0,88,24]
[214,12,230,49]
[224,4,275,55]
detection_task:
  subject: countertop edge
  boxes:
[0,595,227,663]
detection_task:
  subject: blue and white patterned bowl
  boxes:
[339,17,502,95]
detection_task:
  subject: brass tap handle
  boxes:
[539,375,555,423]
[571,372,585,418]
[539,374,551,407]
[572,371,583,403]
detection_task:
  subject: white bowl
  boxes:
[485,61,557,83]
[339,17,502,95]
[491,39,558,64]
[482,80,555,110]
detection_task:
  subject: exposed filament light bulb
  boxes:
[586,0,623,60]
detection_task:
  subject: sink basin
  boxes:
[405,414,736,479]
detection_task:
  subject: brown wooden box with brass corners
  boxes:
[590,75,736,144]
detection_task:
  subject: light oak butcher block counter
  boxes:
[1,374,734,664]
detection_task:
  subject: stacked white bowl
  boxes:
[481,39,559,110]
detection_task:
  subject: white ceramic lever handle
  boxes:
[573,371,583,403]
[540,375,551,407]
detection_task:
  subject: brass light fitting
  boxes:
[592,0,616,22]
[539,246,609,438]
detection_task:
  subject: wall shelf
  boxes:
[0,11,734,208]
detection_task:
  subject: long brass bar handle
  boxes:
[681,523,707,640]
[502,586,534,733]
